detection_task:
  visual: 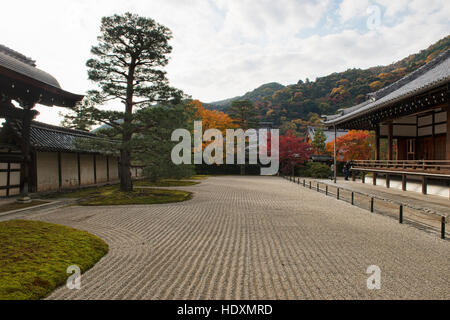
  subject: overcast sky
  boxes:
[2,0,449,125]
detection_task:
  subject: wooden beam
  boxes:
[422,176,428,195]
[93,154,97,184]
[446,105,450,160]
[57,152,62,190]
[388,123,394,161]
[334,125,337,183]
[106,156,110,182]
[375,125,381,160]
[77,153,81,186]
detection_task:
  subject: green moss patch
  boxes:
[184,175,209,180]
[0,220,108,300]
[41,185,192,206]
[79,187,192,206]
[134,179,200,187]
[0,201,49,214]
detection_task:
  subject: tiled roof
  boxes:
[307,126,348,144]
[7,120,114,154]
[324,49,450,126]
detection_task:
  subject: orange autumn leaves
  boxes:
[190,100,238,151]
[326,130,374,161]
[191,100,237,134]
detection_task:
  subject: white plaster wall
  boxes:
[109,157,119,180]
[61,153,79,188]
[80,154,95,185]
[96,155,108,183]
[36,152,59,192]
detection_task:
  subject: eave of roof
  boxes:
[0,45,83,107]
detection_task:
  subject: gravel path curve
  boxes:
[23,176,449,300]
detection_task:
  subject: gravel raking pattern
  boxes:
[21,176,450,300]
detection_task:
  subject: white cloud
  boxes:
[337,0,371,23]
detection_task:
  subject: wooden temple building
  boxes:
[324,49,450,198]
[0,45,120,199]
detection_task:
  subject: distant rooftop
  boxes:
[4,120,115,154]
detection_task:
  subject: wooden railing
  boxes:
[352,160,450,175]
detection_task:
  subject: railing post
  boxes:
[337,188,340,200]
[317,183,320,192]
[309,181,312,189]
[303,180,306,187]
[442,217,446,240]
[351,192,354,205]
[399,205,403,224]
[370,197,374,213]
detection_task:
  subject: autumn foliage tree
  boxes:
[326,130,374,161]
[190,100,237,153]
[279,133,313,175]
[192,100,236,135]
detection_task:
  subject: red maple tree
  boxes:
[279,132,313,175]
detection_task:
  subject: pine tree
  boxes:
[228,100,258,130]
[86,12,183,191]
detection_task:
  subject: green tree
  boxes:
[228,100,258,130]
[133,103,195,182]
[312,128,327,155]
[60,96,96,131]
[86,12,183,191]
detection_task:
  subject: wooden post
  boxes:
[93,154,97,184]
[57,152,62,190]
[386,174,390,188]
[6,161,10,197]
[334,125,337,183]
[326,185,328,196]
[402,174,407,191]
[442,217,446,240]
[399,205,403,224]
[373,172,377,186]
[337,188,340,200]
[422,176,427,195]
[18,103,35,203]
[77,153,81,186]
[370,197,374,213]
[446,105,450,160]
[351,192,354,205]
[362,172,366,184]
[106,156,110,182]
[375,124,381,161]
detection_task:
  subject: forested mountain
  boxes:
[206,35,450,131]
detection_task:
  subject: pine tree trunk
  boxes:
[119,148,133,192]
